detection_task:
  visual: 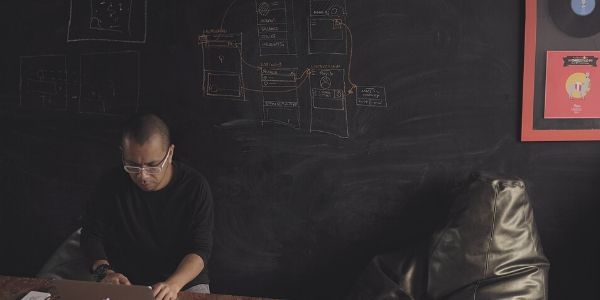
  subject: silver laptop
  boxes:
[53,279,154,300]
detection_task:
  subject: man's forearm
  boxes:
[165,253,205,290]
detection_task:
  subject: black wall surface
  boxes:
[0,1,598,299]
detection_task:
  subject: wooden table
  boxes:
[0,276,271,300]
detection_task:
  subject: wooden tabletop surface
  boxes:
[0,275,274,300]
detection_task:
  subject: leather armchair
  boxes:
[347,173,550,300]
[37,228,93,281]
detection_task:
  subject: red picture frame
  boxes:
[521,0,600,141]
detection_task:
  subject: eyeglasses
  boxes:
[122,148,171,174]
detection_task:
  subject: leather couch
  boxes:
[347,173,550,300]
[37,228,93,282]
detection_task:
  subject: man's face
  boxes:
[121,134,173,192]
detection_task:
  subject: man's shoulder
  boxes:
[174,161,209,187]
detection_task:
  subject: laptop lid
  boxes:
[53,279,154,300]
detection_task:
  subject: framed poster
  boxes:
[522,0,600,141]
[544,51,600,118]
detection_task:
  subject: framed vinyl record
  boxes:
[549,0,600,37]
[522,0,600,141]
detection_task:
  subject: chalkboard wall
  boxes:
[0,1,598,299]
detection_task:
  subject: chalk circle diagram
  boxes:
[320,75,332,89]
[258,2,270,16]
[68,0,147,43]
[327,4,344,16]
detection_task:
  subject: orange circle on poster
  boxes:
[565,72,591,99]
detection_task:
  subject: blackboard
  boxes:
[0,1,599,299]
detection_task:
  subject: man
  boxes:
[81,113,214,300]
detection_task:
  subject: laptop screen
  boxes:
[53,279,154,300]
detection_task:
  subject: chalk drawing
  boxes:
[309,67,349,138]
[356,86,387,107]
[68,0,146,43]
[79,51,140,114]
[308,0,347,54]
[261,66,300,128]
[19,55,68,110]
[255,0,297,56]
[89,0,132,34]
[200,32,246,101]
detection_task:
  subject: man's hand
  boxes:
[101,270,131,285]
[152,281,182,300]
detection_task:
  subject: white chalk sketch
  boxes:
[310,68,346,110]
[356,86,387,107]
[200,32,246,101]
[89,0,132,34]
[79,51,140,114]
[310,0,347,16]
[308,0,347,54]
[261,67,300,128]
[19,55,68,110]
[255,0,297,56]
[309,67,349,138]
[68,0,146,43]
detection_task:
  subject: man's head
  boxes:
[120,113,174,192]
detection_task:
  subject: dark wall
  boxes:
[0,1,598,299]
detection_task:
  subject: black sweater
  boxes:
[81,161,214,288]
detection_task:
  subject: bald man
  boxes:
[81,113,214,300]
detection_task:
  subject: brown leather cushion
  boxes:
[348,173,550,300]
[36,228,93,281]
[347,245,427,300]
[428,173,549,299]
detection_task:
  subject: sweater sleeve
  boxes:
[187,177,214,263]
